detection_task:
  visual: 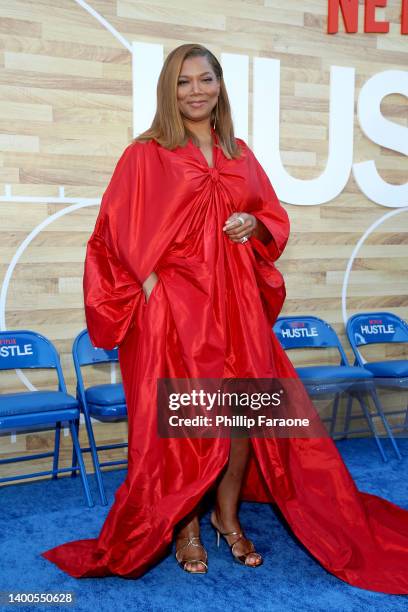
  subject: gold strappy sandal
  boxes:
[175,535,208,574]
[210,515,263,567]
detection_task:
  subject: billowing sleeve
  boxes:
[244,146,291,325]
[83,233,144,350]
[246,147,290,264]
[83,144,145,350]
[83,140,193,349]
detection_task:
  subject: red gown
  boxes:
[42,131,408,593]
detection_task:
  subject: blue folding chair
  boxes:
[273,316,401,461]
[0,330,93,506]
[72,329,127,505]
[347,311,408,441]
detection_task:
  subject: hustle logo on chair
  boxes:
[359,319,396,338]
[280,321,319,340]
[0,337,34,360]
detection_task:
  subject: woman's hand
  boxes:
[143,271,159,303]
[223,212,271,244]
[223,212,256,243]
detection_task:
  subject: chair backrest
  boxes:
[346,312,408,366]
[273,316,349,366]
[72,329,119,399]
[72,329,119,368]
[0,330,66,391]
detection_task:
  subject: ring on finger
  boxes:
[241,235,249,243]
[236,215,245,226]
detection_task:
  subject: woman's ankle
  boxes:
[176,515,201,539]
[211,507,240,532]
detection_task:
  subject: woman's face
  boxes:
[177,55,220,123]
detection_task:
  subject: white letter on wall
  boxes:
[132,42,164,137]
[253,57,355,205]
[221,53,249,142]
[353,70,408,208]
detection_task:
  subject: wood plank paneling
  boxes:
[0,0,406,479]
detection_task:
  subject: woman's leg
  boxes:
[175,506,207,572]
[211,438,262,566]
[175,439,259,570]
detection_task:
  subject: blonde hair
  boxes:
[135,43,241,159]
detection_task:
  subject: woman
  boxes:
[42,44,408,592]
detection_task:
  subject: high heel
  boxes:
[210,514,263,568]
[175,535,208,574]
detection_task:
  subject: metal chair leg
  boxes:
[355,391,387,462]
[69,420,93,508]
[329,393,340,437]
[343,394,353,437]
[368,386,402,460]
[403,399,408,431]
[52,421,61,479]
[70,417,80,478]
[82,410,108,506]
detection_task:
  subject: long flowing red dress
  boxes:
[42,130,408,594]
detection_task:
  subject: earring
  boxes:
[213,101,219,129]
